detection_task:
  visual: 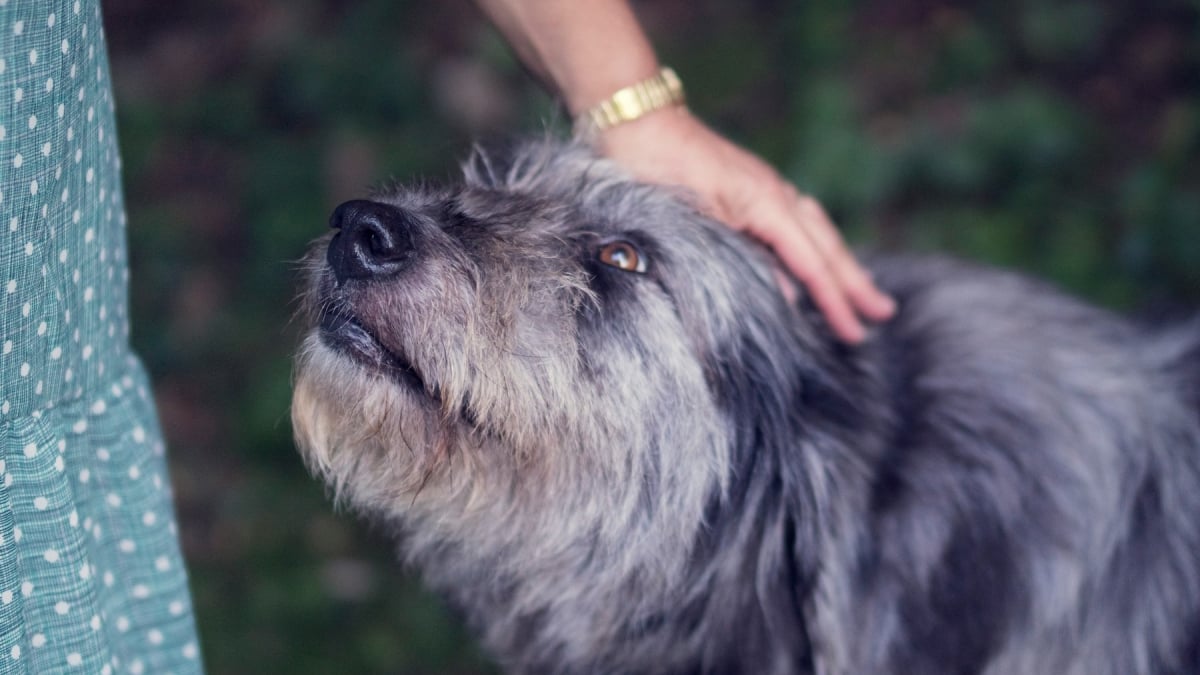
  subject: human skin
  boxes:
[474,0,896,342]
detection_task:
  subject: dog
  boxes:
[291,139,1200,674]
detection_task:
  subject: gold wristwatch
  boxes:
[574,67,686,136]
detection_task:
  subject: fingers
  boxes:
[789,191,896,322]
[744,194,869,343]
[740,182,896,344]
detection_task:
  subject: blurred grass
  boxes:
[101,0,1199,672]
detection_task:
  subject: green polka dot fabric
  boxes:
[1,0,203,672]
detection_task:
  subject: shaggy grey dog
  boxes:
[292,139,1200,675]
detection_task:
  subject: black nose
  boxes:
[326,199,415,282]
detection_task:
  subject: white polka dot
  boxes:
[54,456,64,472]
[43,549,60,563]
[47,13,55,27]
[147,629,163,645]
[131,584,150,599]
[44,77,52,93]
[19,363,29,377]
[13,87,22,102]
[83,286,94,302]
[0,590,12,604]
[79,564,90,580]
[20,582,33,598]
[29,179,37,196]
[119,539,136,553]
[54,601,70,615]
[105,492,120,507]
[12,154,22,169]
[116,616,129,632]
[4,280,12,294]
[72,419,87,434]
[155,556,170,572]
[12,527,20,542]
[129,660,144,675]
[33,496,48,510]
[31,634,45,648]
[133,426,146,443]
[50,346,62,359]
[10,645,19,660]
[26,49,36,65]
[66,653,82,666]
[58,249,68,263]
[12,20,23,35]
[36,321,46,335]
[103,571,114,587]
[183,643,198,659]
[23,443,37,458]
[78,468,90,483]
[91,400,106,415]
[2,341,10,354]
[68,510,78,527]
[61,39,69,54]
[101,665,112,675]
[90,614,101,630]
[20,301,29,316]
[169,600,185,616]
[26,114,36,130]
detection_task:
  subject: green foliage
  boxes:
[105,0,1199,672]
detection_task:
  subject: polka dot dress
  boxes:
[1,0,202,672]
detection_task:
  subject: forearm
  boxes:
[473,0,661,114]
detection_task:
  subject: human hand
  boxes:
[594,107,896,343]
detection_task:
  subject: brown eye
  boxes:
[597,241,647,273]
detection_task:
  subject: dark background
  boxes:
[99,0,1200,672]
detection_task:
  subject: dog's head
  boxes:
[292,140,818,567]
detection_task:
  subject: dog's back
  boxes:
[826,256,1200,675]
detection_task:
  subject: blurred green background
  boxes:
[99,0,1200,672]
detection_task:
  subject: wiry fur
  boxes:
[292,139,1200,674]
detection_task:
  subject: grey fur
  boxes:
[292,139,1200,675]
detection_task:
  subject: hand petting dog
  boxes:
[474,0,894,342]
[597,108,897,342]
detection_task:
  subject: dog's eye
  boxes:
[597,241,647,273]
